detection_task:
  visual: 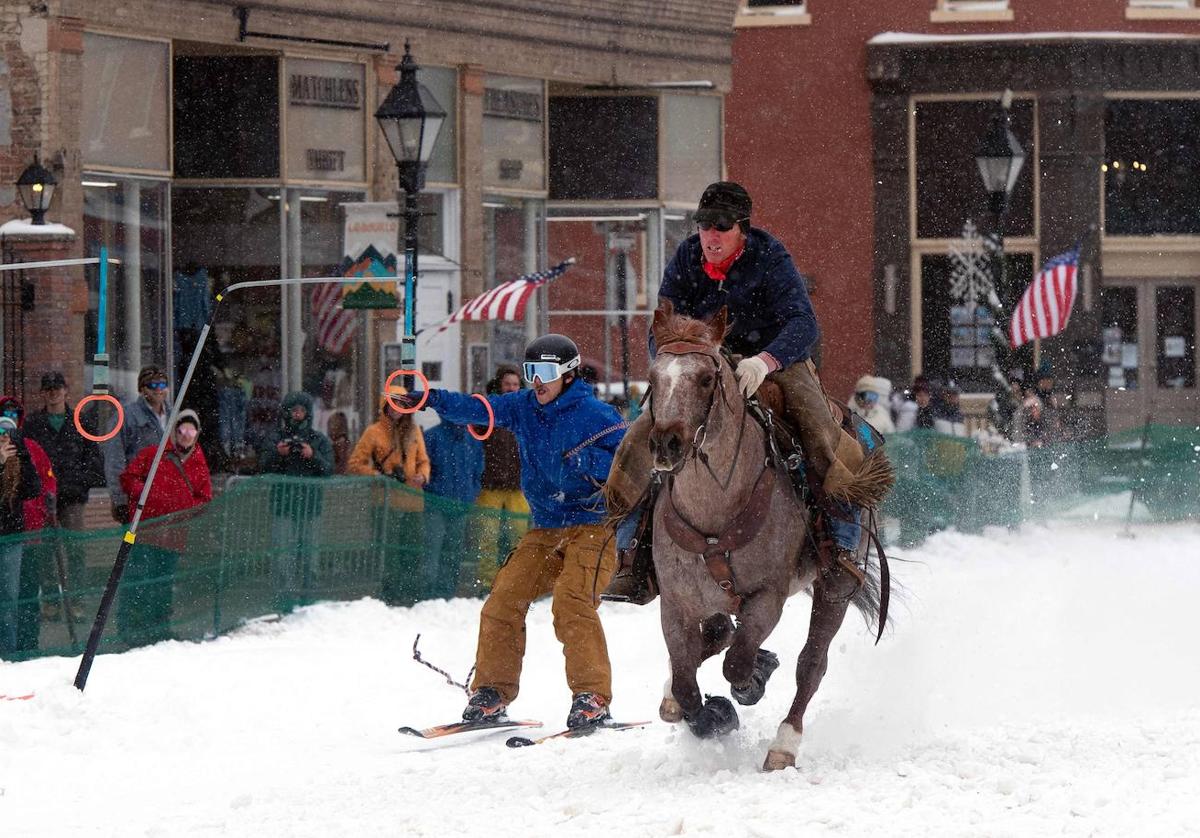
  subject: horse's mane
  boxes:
[651,301,725,350]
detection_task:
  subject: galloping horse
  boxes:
[642,302,889,771]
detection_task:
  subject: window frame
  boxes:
[931,0,1015,23]
[1126,0,1200,20]
[735,0,811,28]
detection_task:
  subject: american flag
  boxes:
[1008,248,1079,349]
[312,282,358,355]
[429,258,576,335]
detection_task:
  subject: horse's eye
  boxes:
[698,374,714,388]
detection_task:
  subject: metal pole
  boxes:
[401,183,419,392]
[616,248,630,401]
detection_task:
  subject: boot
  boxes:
[461,686,507,723]
[601,546,658,605]
[566,692,611,729]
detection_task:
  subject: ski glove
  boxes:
[735,356,770,398]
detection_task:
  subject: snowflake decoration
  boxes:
[947,220,996,307]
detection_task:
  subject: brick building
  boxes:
[730,0,1200,432]
[0,0,737,454]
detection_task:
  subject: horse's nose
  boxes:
[649,424,685,470]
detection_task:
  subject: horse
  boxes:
[642,302,888,771]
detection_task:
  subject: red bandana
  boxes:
[702,244,745,282]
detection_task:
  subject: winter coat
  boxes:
[480,428,521,492]
[22,439,56,532]
[1,431,42,536]
[423,421,484,507]
[23,406,105,505]
[104,395,170,506]
[347,395,430,512]
[260,392,334,478]
[425,378,625,529]
[120,442,212,522]
[657,227,819,367]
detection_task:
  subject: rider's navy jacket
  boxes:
[657,227,819,367]
[424,379,625,529]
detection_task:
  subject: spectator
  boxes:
[0,410,43,657]
[422,418,484,599]
[989,374,1025,440]
[261,391,334,611]
[104,365,171,524]
[116,409,212,645]
[23,372,105,620]
[1034,359,1063,441]
[849,375,896,435]
[913,380,936,430]
[475,366,530,590]
[0,397,57,651]
[932,382,968,437]
[348,385,429,605]
[326,411,352,475]
[626,384,645,422]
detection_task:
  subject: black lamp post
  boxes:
[975,91,1027,295]
[16,153,57,225]
[374,41,446,391]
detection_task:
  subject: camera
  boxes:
[283,435,306,455]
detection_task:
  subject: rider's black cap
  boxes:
[695,181,752,225]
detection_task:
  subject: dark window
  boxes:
[1105,99,1200,235]
[1100,286,1139,390]
[174,54,280,179]
[915,99,1035,239]
[549,97,658,200]
[920,252,1033,392]
[1156,286,1195,389]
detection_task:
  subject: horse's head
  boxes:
[647,301,729,472]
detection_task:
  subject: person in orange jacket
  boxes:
[348,386,430,604]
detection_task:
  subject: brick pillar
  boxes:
[0,223,83,404]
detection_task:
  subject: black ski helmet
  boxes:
[524,334,581,373]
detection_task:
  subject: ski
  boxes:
[506,720,651,748]
[398,718,542,740]
[0,693,35,701]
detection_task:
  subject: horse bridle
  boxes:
[649,340,737,474]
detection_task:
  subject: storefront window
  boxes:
[1105,99,1200,236]
[483,75,546,193]
[914,99,1035,240]
[82,176,169,397]
[1101,286,1139,390]
[172,186,281,465]
[662,95,722,204]
[283,58,366,183]
[422,67,459,185]
[82,34,170,172]
[1156,286,1195,389]
[549,96,658,200]
[484,196,545,368]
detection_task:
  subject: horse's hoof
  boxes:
[763,750,796,771]
[686,695,739,738]
[730,649,780,707]
[659,697,684,723]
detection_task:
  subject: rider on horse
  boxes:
[603,181,892,604]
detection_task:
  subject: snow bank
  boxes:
[2,521,1198,836]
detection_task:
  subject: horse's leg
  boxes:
[763,568,857,771]
[661,614,733,722]
[723,591,785,706]
[661,603,739,738]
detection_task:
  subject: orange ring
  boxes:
[384,368,429,414]
[75,394,123,443]
[467,393,495,441]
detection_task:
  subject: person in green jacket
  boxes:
[260,392,333,611]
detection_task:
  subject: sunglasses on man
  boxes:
[697,217,748,233]
[146,380,169,391]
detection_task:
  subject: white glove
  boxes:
[735,355,770,398]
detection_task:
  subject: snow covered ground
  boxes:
[3,521,1199,837]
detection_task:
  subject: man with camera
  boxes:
[260,391,333,611]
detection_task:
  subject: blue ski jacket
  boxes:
[423,380,625,529]
[658,227,819,367]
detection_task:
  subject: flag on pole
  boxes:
[1008,247,1079,349]
[312,282,359,355]
[429,258,576,335]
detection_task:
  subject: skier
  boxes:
[395,334,626,730]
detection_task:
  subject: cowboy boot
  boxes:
[601,525,658,605]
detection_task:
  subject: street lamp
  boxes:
[375,41,446,390]
[975,90,1027,317]
[16,153,57,225]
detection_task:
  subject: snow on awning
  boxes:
[870,30,1200,46]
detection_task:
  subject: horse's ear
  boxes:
[652,300,674,345]
[707,306,729,345]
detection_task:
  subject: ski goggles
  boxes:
[522,357,580,385]
[0,416,16,435]
[696,216,747,233]
[854,391,880,404]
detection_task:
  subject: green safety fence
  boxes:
[0,475,532,663]
[881,424,1200,547]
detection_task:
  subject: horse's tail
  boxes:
[827,448,896,508]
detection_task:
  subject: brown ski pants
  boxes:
[471,524,617,704]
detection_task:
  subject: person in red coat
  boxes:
[116,409,212,646]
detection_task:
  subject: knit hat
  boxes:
[174,408,201,432]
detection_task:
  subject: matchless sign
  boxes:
[284,58,366,182]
